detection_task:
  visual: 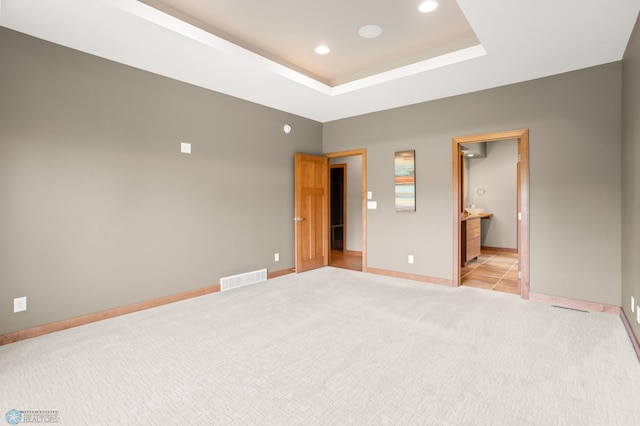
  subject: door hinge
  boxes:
[517,154,521,162]
[518,271,522,279]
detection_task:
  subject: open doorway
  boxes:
[325,149,367,272]
[460,139,518,294]
[452,129,529,298]
[330,164,346,252]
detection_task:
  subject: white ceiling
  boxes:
[137,0,480,86]
[1,0,639,123]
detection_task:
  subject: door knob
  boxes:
[293,217,305,222]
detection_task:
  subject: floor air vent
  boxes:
[220,269,267,291]
[552,305,589,313]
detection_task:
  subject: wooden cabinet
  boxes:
[466,218,481,261]
[461,217,482,266]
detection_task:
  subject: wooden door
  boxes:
[294,153,329,272]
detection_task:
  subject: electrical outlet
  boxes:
[408,255,414,264]
[632,296,636,313]
[14,297,27,313]
[637,306,640,325]
[180,142,191,154]
[274,253,279,262]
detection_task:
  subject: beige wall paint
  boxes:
[324,63,622,305]
[622,13,640,342]
[0,28,322,335]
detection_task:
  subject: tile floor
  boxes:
[461,250,520,294]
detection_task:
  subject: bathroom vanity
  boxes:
[460,213,493,266]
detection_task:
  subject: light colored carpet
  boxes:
[1,267,640,425]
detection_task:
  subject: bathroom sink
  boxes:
[465,207,485,215]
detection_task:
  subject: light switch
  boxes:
[180,142,191,154]
[14,297,27,313]
[367,191,373,200]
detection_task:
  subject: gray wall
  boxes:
[622,14,640,343]
[2,20,636,339]
[324,63,622,305]
[0,28,322,335]
[467,140,518,249]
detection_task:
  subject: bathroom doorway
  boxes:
[452,129,530,298]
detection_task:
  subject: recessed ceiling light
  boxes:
[315,45,330,55]
[418,0,439,13]
[283,124,292,134]
[358,25,382,39]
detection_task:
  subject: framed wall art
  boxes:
[394,150,416,211]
